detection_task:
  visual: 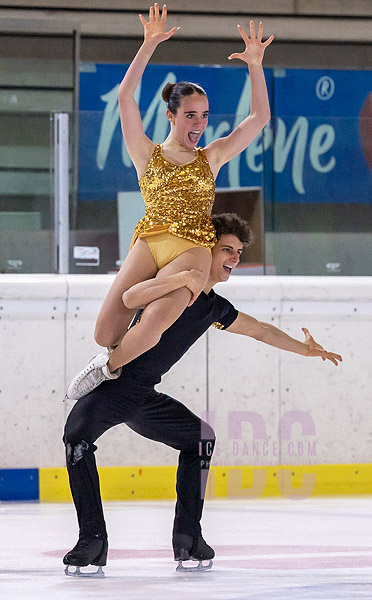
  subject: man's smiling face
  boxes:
[209,234,243,283]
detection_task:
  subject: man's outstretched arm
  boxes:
[225,312,342,366]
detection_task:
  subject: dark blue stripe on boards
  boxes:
[0,469,39,501]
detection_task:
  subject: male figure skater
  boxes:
[63,213,342,576]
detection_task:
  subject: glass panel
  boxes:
[0,53,74,89]
[0,111,53,273]
[70,110,119,274]
[0,89,73,113]
[1,110,370,276]
[0,32,75,274]
[263,116,372,276]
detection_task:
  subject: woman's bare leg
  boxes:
[94,239,157,348]
[107,247,211,371]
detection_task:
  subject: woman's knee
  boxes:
[197,247,212,269]
[184,249,212,288]
[94,322,112,347]
[187,248,211,273]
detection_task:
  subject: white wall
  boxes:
[0,274,370,469]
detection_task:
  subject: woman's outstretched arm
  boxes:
[118,3,179,176]
[205,21,274,176]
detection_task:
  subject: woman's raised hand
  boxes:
[139,3,179,45]
[228,21,274,66]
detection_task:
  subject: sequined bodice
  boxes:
[134,143,216,248]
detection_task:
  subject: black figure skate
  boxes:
[173,533,214,572]
[63,535,108,577]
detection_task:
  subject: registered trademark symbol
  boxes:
[316,76,335,101]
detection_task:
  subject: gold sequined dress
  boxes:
[130,143,216,249]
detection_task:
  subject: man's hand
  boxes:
[185,269,205,306]
[302,327,343,366]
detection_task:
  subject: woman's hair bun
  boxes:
[161,81,207,114]
[161,82,175,103]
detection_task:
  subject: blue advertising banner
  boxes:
[79,63,372,204]
[270,69,372,204]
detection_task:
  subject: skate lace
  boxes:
[74,363,105,392]
[75,363,97,383]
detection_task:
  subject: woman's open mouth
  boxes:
[188,130,201,144]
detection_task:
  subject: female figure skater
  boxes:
[66,3,274,400]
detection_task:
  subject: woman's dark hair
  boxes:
[162,81,207,114]
[212,213,254,247]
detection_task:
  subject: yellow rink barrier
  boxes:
[39,463,372,502]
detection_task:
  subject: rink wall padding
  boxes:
[1,274,372,502]
[2,464,372,502]
[0,469,39,501]
[37,463,372,502]
[38,466,178,502]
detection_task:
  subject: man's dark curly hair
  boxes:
[212,212,253,247]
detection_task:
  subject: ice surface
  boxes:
[2,497,372,600]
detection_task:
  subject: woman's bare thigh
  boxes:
[156,246,212,283]
[95,238,157,346]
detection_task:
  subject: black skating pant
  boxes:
[63,378,215,541]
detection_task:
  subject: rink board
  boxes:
[1,463,369,502]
